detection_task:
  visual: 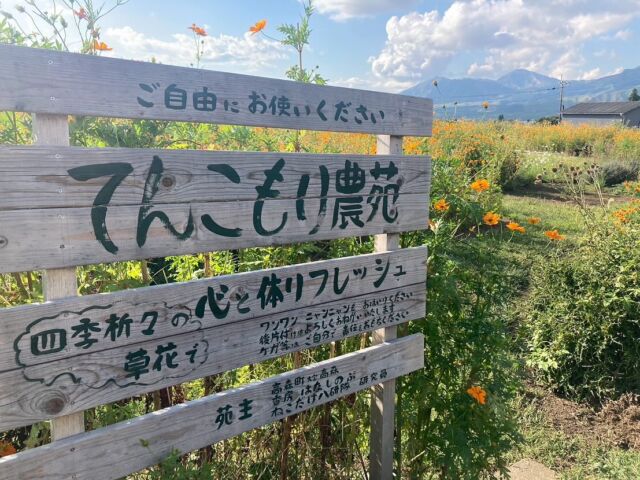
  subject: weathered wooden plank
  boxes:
[0,189,428,273]
[370,135,405,480]
[0,44,433,136]
[0,335,424,480]
[32,112,85,440]
[0,248,427,431]
[0,249,425,367]
[0,146,430,210]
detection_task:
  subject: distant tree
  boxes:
[498,114,505,121]
[536,116,560,125]
[629,88,640,101]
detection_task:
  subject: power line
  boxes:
[431,85,563,102]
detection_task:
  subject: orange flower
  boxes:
[249,19,267,35]
[527,217,541,225]
[434,198,450,212]
[482,101,489,110]
[74,8,88,20]
[507,222,525,233]
[0,441,16,457]
[613,206,638,224]
[189,23,208,37]
[93,40,112,51]
[470,179,490,193]
[467,386,487,405]
[544,230,566,241]
[483,211,500,226]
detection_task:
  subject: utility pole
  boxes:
[559,75,569,123]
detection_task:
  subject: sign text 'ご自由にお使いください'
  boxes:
[0,44,433,136]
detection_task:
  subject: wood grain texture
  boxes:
[0,248,427,431]
[370,135,405,480]
[0,335,424,480]
[33,113,85,440]
[0,146,430,210]
[0,44,433,136]
[0,191,429,273]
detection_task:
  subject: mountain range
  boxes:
[402,68,640,120]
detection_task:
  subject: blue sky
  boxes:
[4,1,640,91]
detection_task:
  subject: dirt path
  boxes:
[507,184,637,205]
[528,388,640,451]
[508,459,556,479]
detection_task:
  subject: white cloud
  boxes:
[332,75,415,92]
[615,29,632,40]
[593,49,617,59]
[103,26,287,74]
[578,67,602,80]
[580,66,625,79]
[314,0,419,21]
[369,0,640,83]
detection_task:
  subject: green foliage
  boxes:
[137,449,216,480]
[0,14,26,45]
[278,1,327,85]
[629,88,640,102]
[523,214,640,402]
[536,116,560,125]
[1,0,129,53]
[400,227,521,479]
[600,159,640,186]
[428,121,522,191]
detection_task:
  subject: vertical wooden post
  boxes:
[369,135,403,479]
[33,113,85,440]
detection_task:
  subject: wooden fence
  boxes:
[0,44,432,479]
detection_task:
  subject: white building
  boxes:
[562,102,640,127]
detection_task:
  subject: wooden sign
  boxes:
[0,44,432,480]
[0,44,433,136]
[0,146,430,273]
[0,335,424,480]
[0,247,426,431]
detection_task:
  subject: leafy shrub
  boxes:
[523,212,640,402]
[428,121,522,190]
[600,160,640,186]
[399,225,521,479]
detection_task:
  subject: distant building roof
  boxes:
[563,102,640,116]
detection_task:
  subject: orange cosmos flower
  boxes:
[527,217,541,225]
[482,101,489,110]
[470,179,490,193]
[249,19,267,35]
[74,7,88,20]
[613,206,638,224]
[93,40,112,51]
[434,198,450,212]
[544,230,566,241]
[467,386,487,405]
[0,441,17,457]
[189,23,208,37]
[507,222,525,233]
[483,211,500,226]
